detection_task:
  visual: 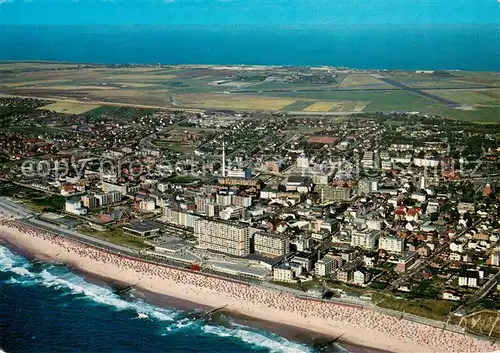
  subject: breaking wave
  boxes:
[0,245,177,322]
[203,324,312,353]
[1,245,315,353]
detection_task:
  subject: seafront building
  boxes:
[163,206,199,229]
[315,255,338,277]
[253,232,290,257]
[194,218,250,256]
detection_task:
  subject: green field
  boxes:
[431,106,500,123]
[80,226,151,250]
[372,293,458,321]
[424,89,500,105]
[281,100,315,111]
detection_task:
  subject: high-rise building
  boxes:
[317,186,352,203]
[315,255,339,277]
[231,194,252,208]
[378,235,405,253]
[350,230,381,250]
[254,232,290,256]
[194,219,250,256]
[362,151,374,169]
[101,181,128,195]
[195,196,214,214]
[81,194,99,208]
[94,191,122,206]
[206,203,221,217]
[163,207,199,229]
[216,193,232,206]
[358,179,378,195]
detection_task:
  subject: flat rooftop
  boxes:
[123,220,160,233]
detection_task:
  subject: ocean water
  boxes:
[0,25,498,71]
[0,244,331,353]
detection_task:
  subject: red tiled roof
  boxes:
[308,136,337,144]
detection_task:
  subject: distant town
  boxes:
[1,63,500,341]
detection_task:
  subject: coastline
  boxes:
[1,219,499,353]
[0,239,384,353]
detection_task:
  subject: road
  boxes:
[0,198,34,219]
[465,269,500,306]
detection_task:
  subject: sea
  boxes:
[0,243,348,353]
[0,24,499,71]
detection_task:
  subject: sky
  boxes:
[0,0,499,25]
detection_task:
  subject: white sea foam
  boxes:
[0,245,177,322]
[202,325,312,353]
[1,245,315,353]
[0,246,22,271]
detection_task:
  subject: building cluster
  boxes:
[3,99,500,306]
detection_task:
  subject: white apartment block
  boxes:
[101,181,128,195]
[273,265,294,282]
[216,194,232,206]
[315,255,338,277]
[350,230,381,250]
[163,207,199,229]
[232,194,252,208]
[254,232,290,257]
[378,235,405,253]
[194,219,250,257]
[362,151,374,169]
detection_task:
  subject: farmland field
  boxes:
[175,93,296,111]
[422,89,500,105]
[0,63,499,121]
[38,102,101,114]
[1,80,72,87]
[101,74,177,80]
[20,85,118,90]
[429,106,500,123]
[113,83,160,88]
[339,74,387,87]
[264,90,435,112]
[281,101,314,111]
[303,101,340,112]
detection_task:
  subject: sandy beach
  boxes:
[1,219,499,353]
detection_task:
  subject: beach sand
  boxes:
[1,219,499,353]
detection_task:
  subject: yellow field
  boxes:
[1,80,72,87]
[303,101,340,112]
[339,74,385,87]
[38,102,101,114]
[20,85,117,90]
[302,100,368,113]
[103,74,177,80]
[116,68,163,72]
[176,94,296,111]
[337,101,369,112]
[117,83,160,88]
